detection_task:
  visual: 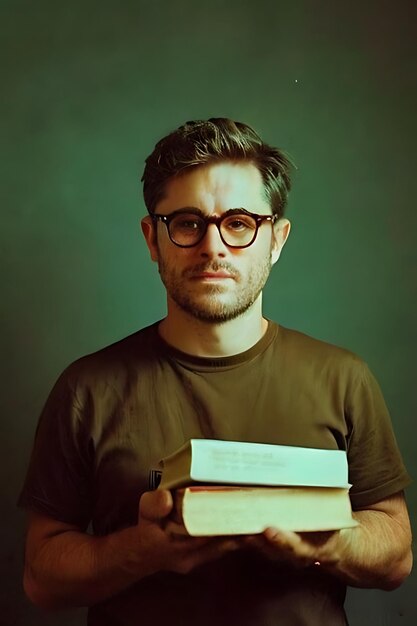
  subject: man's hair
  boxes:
[141,118,293,218]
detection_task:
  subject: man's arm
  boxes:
[23,489,238,610]
[246,491,412,590]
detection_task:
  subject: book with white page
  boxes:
[172,485,358,536]
[158,439,350,490]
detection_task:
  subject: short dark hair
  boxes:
[141,118,293,218]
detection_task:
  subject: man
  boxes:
[19,118,412,626]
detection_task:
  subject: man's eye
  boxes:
[176,218,201,230]
[225,217,255,231]
[229,220,246,230]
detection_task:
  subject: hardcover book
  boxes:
[158,438,350,490]
[172,485,358,536]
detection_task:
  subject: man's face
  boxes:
[142,161,290,323]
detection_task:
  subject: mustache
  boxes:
[183,262,240,279]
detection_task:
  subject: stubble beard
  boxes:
[158,256,273,324]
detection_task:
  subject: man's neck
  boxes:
[158,299,268,358]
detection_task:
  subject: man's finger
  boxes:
[263,528,302,547]
[139,489,173,521]
[177,538,240,573]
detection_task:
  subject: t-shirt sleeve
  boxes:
[18,367,93,529]
[345,359,412,509]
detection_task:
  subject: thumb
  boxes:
[139,489,173,522]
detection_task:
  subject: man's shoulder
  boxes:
[61,322,162,385]
[277,324,365,372]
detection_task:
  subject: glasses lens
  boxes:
[169,213,206,246]
[220,214,257,246]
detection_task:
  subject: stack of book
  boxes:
[158,439,358,536]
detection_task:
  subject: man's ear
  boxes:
[271,219,291,265]
[141,216,159,262]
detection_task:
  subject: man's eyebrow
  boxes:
[166,207,253,217]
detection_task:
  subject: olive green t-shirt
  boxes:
[19,321,411,626]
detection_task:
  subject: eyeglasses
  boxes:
[151,209,278,248]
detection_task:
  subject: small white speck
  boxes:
[295,79,298,83]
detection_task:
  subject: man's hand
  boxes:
[243,528,340,569]
[134,489,239,576]
[242,492,412,590]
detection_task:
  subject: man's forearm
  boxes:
[324,506,413,589]
[261,492,412,590]
[24,491,239,610]
[24,524,149,609]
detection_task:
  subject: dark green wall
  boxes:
[1,1,416,623]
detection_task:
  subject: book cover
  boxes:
[159,439,349,490]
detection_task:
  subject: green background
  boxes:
[1,1,416,623]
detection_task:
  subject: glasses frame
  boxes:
[150,208,278,249]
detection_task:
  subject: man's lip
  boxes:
[191,272,234,279]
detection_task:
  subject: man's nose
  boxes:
[198,223,228,257]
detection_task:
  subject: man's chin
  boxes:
[175,297,252,324]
